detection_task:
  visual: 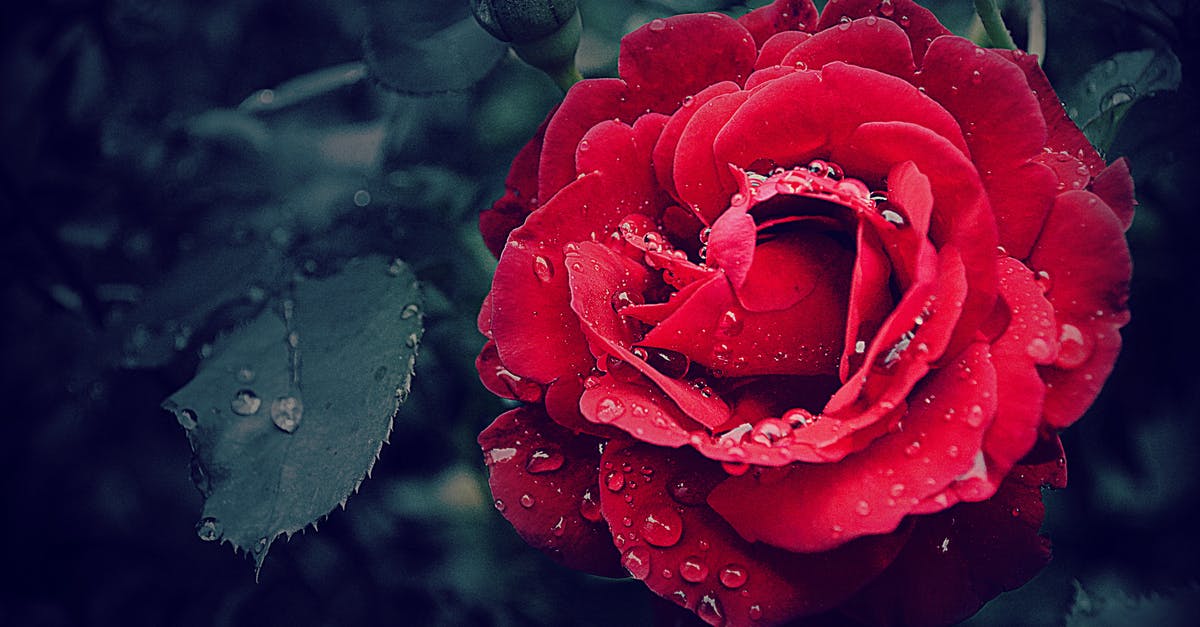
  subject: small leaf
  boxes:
[163,256,424,571]
[363,0,508,95]
[1064,48,1181,154]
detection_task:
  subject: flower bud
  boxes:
[471,0,577,44]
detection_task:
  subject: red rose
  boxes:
[476,1,1134,625]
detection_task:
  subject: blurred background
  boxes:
[1,0,1197,625]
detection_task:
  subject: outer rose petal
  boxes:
[538,79,634,203]
[755,31,813,69]
[599,441,910,626]
[817,0,951,61]
[711,343,998,553]
[476,340,543,403]
[479,112,553,257]
[999,49,1107,176]
[739,0,818,47]
[654,81,742,206]
[842,451,1065,627]
[620,13,757,113]
[1028,191,1132,428]
[918,36,1057,259]
[1091,157,1136,230]
[479,406,623,576]
[781,17,916,79]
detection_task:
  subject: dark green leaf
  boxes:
[363,0,509,95]
[163,256,424,570]
[1064,48,1182,154]
[1066,581,1200,626]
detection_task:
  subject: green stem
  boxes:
[1027,0,1046,65]
[974,0,1018,50]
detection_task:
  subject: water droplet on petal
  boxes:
[697,594,725,626]
[176,408,198,430]
[669,474,706,505]
[623,546,652,579]
[526,448,565,474]
[719,564,748,589]
[494,499,506,512]
[195,517,220,542]
[606,471,626,492]
[640,508,684,547]
[230,389,261,416]
[635,346,691,379]
[596,397,626,423]
[578,139,590,152]
[749,604,764,621]
[519,494,535,508]
[717,310,744,337]
[648,18,667,32]
[1025,337,1052,362]
[270,396,303,433]
[970,69,982,85]
[855,500,871,516]
[889,483,905,498]
[682,95,695,107]
[879,0,895,16]
[966,404,984,427]
[679,556,709,583]
[1055,323,1092,368]
[580,488,603,521]
[532,255,555,283]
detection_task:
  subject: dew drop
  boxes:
[749,604,764,621]
[623,546,652,579]
[838,15,853,30]
[1035,269,1053,293]
[1010,506,1021,518]
[230,389,261,416]
[648,18,667,32]
[400,303,421,319]
[494,499,506,512]
[669,475,707,505]
[682,95,695,107]
[751,419,791,446]
[719,564,748,589]
[1055,323,1092,368]
[697,594,725,626]
[970,69,982,85]
[635,346,691,379]
[855,500,871,516]
[195,517,221,542]
[1025,337,1052,362]
[578,139,590,152]
[889,483,905,498]
[176,408,198,430]
[881,209,907,227]
[640,508,684,547]
[679,556,709,583]
[966,404,984,427]
[580,488,603,521]
[717,310,744,337]
[526,448,565,474]
[596,397,626,423]
[606,471,626,492]
[520,494,535,508]
[904,441,921,457]
[532,255,555,283]
[270,396,303,433]
[879,0,895,16]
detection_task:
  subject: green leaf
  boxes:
[1066,580,1200,626]
[163,256,424,571]
[363,0,508,95]
[1064,48,1181,154]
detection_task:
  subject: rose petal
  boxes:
[840,222,894,382]
[479,406,623,576]
[842,450,1065,627]
[816,0,951,62]
[538,78,635,204]
[918,37,1056,258]
[620,13,757,113]
[710,342,997,553]
[998,49,1107,176]
[755,31,813,70]
[476,340,543,403]
[1028,190,1131,428]
[781,16,916,79]
[918,257,1059,509]
[673,90,750,223]
[566,243,731,429]
[653,81,741,207]
[600,441,909,625]
[1090,157,1136,231]
[714,64,969,182]
[739,0,818,47]
[480,112,553,256]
